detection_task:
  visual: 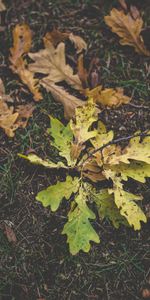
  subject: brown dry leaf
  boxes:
[18,64,42,101]
[4,224,17,243]
[0,0,6,11]
[118,0,127,11]
[44,29,87,53]
[0,79,34,137]
[130,5,140,20]
[29,41,82,91]
[82,159,105,182]
[10,24,32,67]
[77,54,88,88]
[86,86,130,107]
[44,29,69,47]
[69,33,87,53]
[16,103,35,128]
[104,8,150,56]
[41,79,85,119]
[70,142,84,161]
[0,102,19,137]
[9,24,42,101]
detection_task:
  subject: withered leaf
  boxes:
[0,79,34,137]
[4,224,17,243]
[41,79,85,119]
[44,28,69,47]
[9,24,42,101]
[29,41,82,91]
[86,86,130,107]
[104,8,150,56]
[77,54,88,88]
[82,159,105,182]
[0,0,6,11]
[44,29,87,53]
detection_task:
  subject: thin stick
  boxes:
[79,132,150,166]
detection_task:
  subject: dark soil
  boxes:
[0,1,150,300]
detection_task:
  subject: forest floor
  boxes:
[0,0,150,299]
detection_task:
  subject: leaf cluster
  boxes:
[20,99,150,254]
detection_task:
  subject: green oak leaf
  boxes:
[62,185,100,255]
[47,116,74,166]
[36,176,79,212]
[92,189,127,228]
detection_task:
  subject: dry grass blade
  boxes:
[104,8,150,56]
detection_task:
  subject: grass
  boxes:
[0,0,150,299]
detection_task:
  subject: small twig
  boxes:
[128,103,150,109]
[79,132,150,167]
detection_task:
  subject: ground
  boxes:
[0,0,150,299]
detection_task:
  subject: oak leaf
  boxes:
[18,153,67,169]
[36,176,79,212]
[29,42,82,91]
[0,79,34,137]
[93,189,127,228]
[0,0,6,11]
[86,86,130,107]
[44,29,87,53]
[107,134,150,165]
[70,98,98,159]
[40,80,84,119]
[104,170,147,230]
[47,116,74,166]
[9,24,42,101]
[62,185,100,255]
[104,8,150,56]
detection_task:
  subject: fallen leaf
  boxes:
[142,288,150,299]
[104,8,150,56]
[16,103,35,128]
[130,5,140,20]
[44,29,87,53]
[0,0,6,11]
[44,28,69,47]
[86,86,130,107]
[0,79,34,137]
[69,32,87,53]
[29,41,82,91]
[41,80,84,119]
[9,24,42,101]
[4,224,17,243]
[10,24,32,67]
[118,0,127,10]
[77,54,88,88]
